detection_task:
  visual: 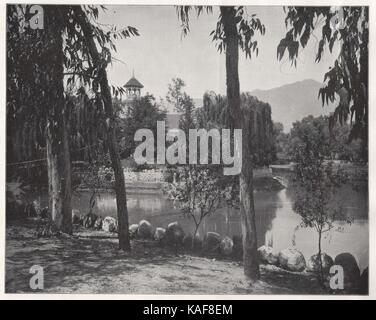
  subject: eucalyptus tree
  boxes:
[7,5,73,233]
[64,5,139,250]
[278,6,368,161]
[7,5,138,249]
[176,6,265,281]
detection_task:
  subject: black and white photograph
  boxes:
[3,1,372,297]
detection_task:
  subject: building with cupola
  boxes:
[121,73,183,136]
[124,74,144,100]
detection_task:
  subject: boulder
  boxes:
[203,232,221,254]
[334,253,361,290]
[72,209,81,225]
[83,213,97,229]
[102,216,118,233]
[257,245,279,265]
[232,235,243,259]
[220,236,234,256]
[154,227,166,241]
[165,221,185,245]
[93,216,103,230]
[306,253,333,274]
[278,248,306,272]
[182,233,202,251]
[129,224,139,239]
[138,220,153,239]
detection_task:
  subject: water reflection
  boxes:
[264,189,368,271]
[68,182,368,272]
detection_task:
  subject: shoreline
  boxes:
[6,218,327,295]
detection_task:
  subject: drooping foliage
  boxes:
[7,5,51,165]
[278,6,368,160]
[176,5,266,281]
[7,4,138,247]
[176,6,265,58]
[197,91,276,166]
[68,88,108,162]
[7,4,139,171]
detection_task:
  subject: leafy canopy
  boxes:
[176,6,265,59]
[277,7,368,157]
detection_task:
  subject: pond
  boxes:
[35,181,369,272]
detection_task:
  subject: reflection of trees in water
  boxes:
[254,191,281,246]
[264,189,302,251]
[45,183,368,259]
[126,198,138,209]
[269,177,369,270]
[193,190,280,244]
[287,182,367,220]
[278,172,367,219]
[138,197,162,212]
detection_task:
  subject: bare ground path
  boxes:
[6,219,324,294]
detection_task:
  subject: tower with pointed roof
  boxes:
[124,71,143,99]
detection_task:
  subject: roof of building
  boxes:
[124,77,144,88]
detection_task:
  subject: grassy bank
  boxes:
[6,218,325,294]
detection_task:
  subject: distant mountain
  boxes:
[168,79,334,132]
[250,79,335,132]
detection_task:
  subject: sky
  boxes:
[98,6,337,103]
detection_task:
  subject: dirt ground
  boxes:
[6,219,325,295]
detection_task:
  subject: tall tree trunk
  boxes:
[221,6,260,281]
[75,6,130,250]
[44,6,72,234]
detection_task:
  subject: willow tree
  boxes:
[64,5,139,250]
[7,5,73,234]
[7,5,138,249]
[176,6,265,281]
